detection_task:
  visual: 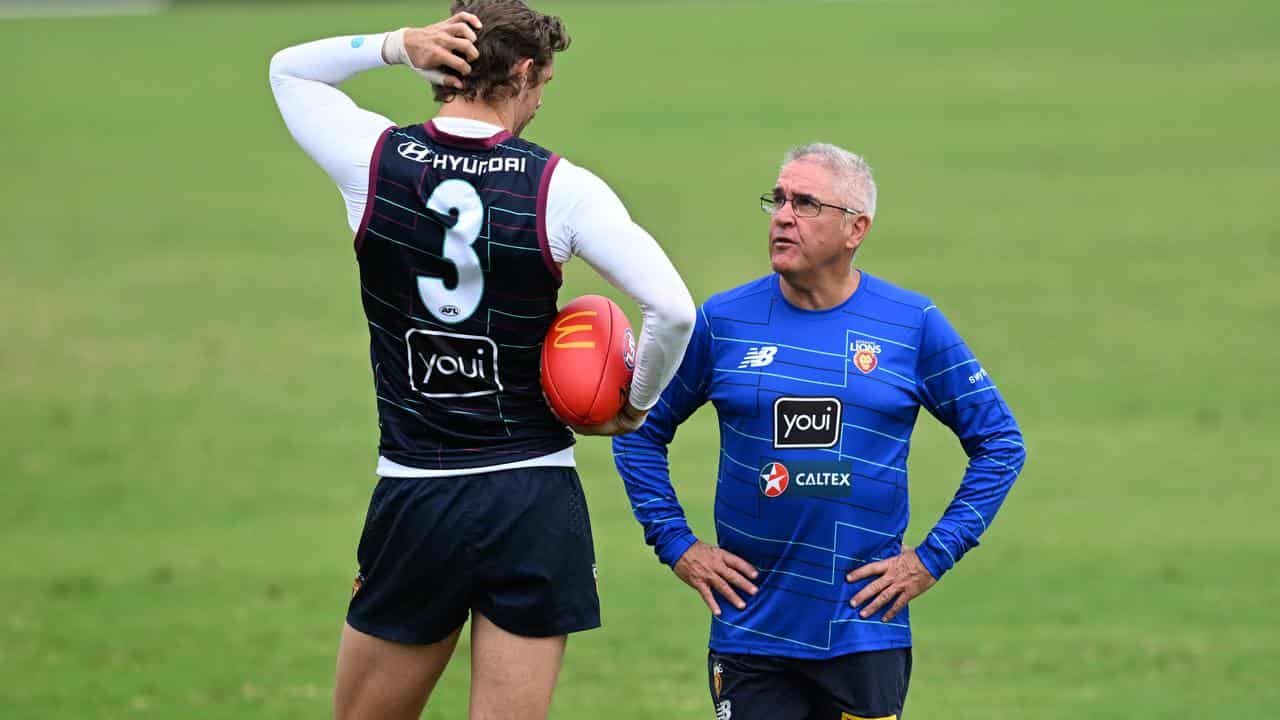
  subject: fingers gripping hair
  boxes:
[433,0,571,104]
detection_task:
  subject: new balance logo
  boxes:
[715,700,732,720]
[738,346,778,368]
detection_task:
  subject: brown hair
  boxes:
[433,0,570,103]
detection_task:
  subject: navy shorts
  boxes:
[708,648,912,720]
[346,466,600,644]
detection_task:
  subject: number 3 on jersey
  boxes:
[418,179,484,324]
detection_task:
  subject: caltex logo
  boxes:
[759,462,790,497]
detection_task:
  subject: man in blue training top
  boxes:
[613,143,1027,720]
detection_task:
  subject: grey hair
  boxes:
[782,143,877,219]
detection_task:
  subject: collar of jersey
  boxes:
[425,118,512,150]
[771,271,871,316]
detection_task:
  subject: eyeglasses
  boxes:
[760,191,861,219]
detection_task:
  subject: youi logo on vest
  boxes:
[406,330,503,398]
[773,397,842,449]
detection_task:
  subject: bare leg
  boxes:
[467,612,567,720]
[334,622,462,720]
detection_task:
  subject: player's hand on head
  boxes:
[571,403,648,437]
[403,12,483,88]
[673,540,760,617]
[846,545,937,623]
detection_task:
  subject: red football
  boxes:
[541,295,636,426]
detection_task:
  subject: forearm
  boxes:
[584,225,695,410]
[613,431,698,567]
[916,427,1027,580]
[269,33,390,90]
[545,163,696,410]
[611,345,710,566]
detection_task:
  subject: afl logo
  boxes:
[438,305,460,318]
[623,328,636,370]
[759,462,790,498]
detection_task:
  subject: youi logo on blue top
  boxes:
[772,397,842,448]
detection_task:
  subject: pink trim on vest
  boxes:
[537,154,563,285]
[354,127,393,255]
[423,120,513,150]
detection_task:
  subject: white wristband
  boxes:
[383,27,450,86]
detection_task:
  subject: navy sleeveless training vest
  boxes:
[354,120,573,470]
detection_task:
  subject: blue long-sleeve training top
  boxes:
[613,272,1026,659]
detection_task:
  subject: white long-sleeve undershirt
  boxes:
[269,34,695,475]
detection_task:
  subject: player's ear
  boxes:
[844,213,871,251]
[512,58,535,85]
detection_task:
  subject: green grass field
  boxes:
[2,1,1278,717]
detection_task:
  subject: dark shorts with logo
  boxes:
[708,648,912,720]
[346,466,599,644]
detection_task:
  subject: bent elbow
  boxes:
[657,291,696,340]
[267,48,293,89]
[1003,440,1028,480]
[1009,429,1028,469]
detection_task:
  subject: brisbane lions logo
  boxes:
[852,339,881,374]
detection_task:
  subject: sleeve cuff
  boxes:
[915,537,951,581]
[657,530,698,568]
[345,33,391,70]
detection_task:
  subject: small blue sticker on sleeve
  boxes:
[351,36,366,49]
